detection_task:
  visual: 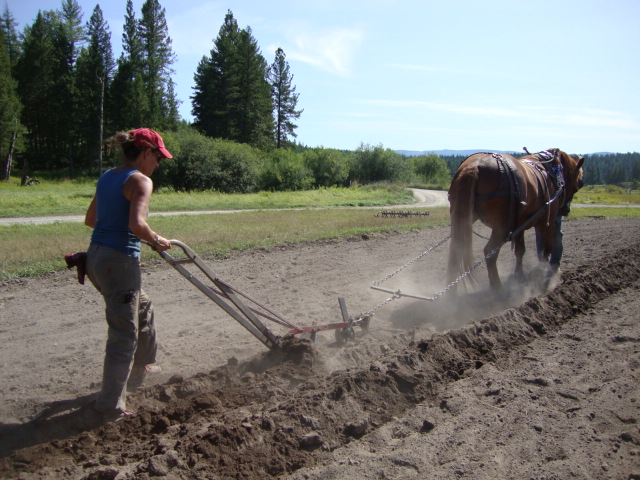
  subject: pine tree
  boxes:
[164,77,180,125]
[139,0,179,129]
[110,0,148,130]
[15,4,85,172]
[1,6,21,66]
[192,10,273,148]
[54,0,84,170]
[192,55,216,135]
[60,0,84,61]
[192,11,241,139]
[15,11,56,170]
[0,5,22,179]
[232,27,273,147]
[76,4,114,173]
[269,48,302,148]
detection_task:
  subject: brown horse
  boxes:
[446,149,584,290]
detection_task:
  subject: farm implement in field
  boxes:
[375,210,430,218]
[153,240,370,351]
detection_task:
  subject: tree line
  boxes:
[579,152,640,186]
[0,1,303,182]
[438,152,640,187]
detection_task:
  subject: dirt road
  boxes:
[0,217,639,479]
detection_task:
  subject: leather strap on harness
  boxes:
[487,153,521,234]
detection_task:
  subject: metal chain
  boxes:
[356,235,451,319]
[426,242,504,301]
[356,237,506,320]
[371,235,451,287]
[357,292,400,319]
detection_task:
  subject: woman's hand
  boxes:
[153,235,172,252]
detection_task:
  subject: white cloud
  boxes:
[278,24,364,76]
[362,99,640,130]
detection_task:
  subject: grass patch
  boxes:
[0,178,415,217]
[3,205,636,282]
[0,179,96,217]
[1,207,449,281]
[573,185,640,205]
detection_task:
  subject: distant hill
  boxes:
[396,149,616,157]
[396,149,520,157]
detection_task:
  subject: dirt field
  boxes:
[0,216,639,479]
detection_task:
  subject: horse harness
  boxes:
[476,150,565,240]
[521,149,566,210]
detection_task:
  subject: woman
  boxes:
[82,128,172,424]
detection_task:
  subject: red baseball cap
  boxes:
[130,128,173,159]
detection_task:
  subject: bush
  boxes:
[351,143,411,184]
[259,149,314,191]
[303,148,350,187]
[154,128,260,192]
[410,154,451,186]
[210,140,261,193]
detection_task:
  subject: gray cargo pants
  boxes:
[86,244,157,414]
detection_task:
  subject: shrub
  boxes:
[303,148,350,187]
[154,128,260,192]
[259,149,314,191]
[410,154,451,185]
[351,143,411,184]
[210,140,261,193]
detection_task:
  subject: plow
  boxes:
[154,240,370,350]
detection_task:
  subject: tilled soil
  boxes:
[0,217,639,479]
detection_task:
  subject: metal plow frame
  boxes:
[154,240,366,350]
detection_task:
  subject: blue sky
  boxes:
[8,0,640,154]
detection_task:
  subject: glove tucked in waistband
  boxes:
[64,252,87,285]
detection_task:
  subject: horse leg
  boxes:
[513,232,526,281]
[549,216,564,270]
[534,227,547,262]
[485,229,507,290]
[537,224,554,265]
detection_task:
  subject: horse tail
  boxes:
[447,168,477,288]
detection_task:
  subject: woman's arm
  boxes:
[85,196,97,228]
[124,173,171,251]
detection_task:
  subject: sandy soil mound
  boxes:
[0,217,639,479]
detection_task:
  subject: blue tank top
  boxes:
[91,168,142,258]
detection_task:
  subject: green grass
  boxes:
[0,207,449,280]
[573,185,640,205]
[0,178,96,217]
[0,177,415,217]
